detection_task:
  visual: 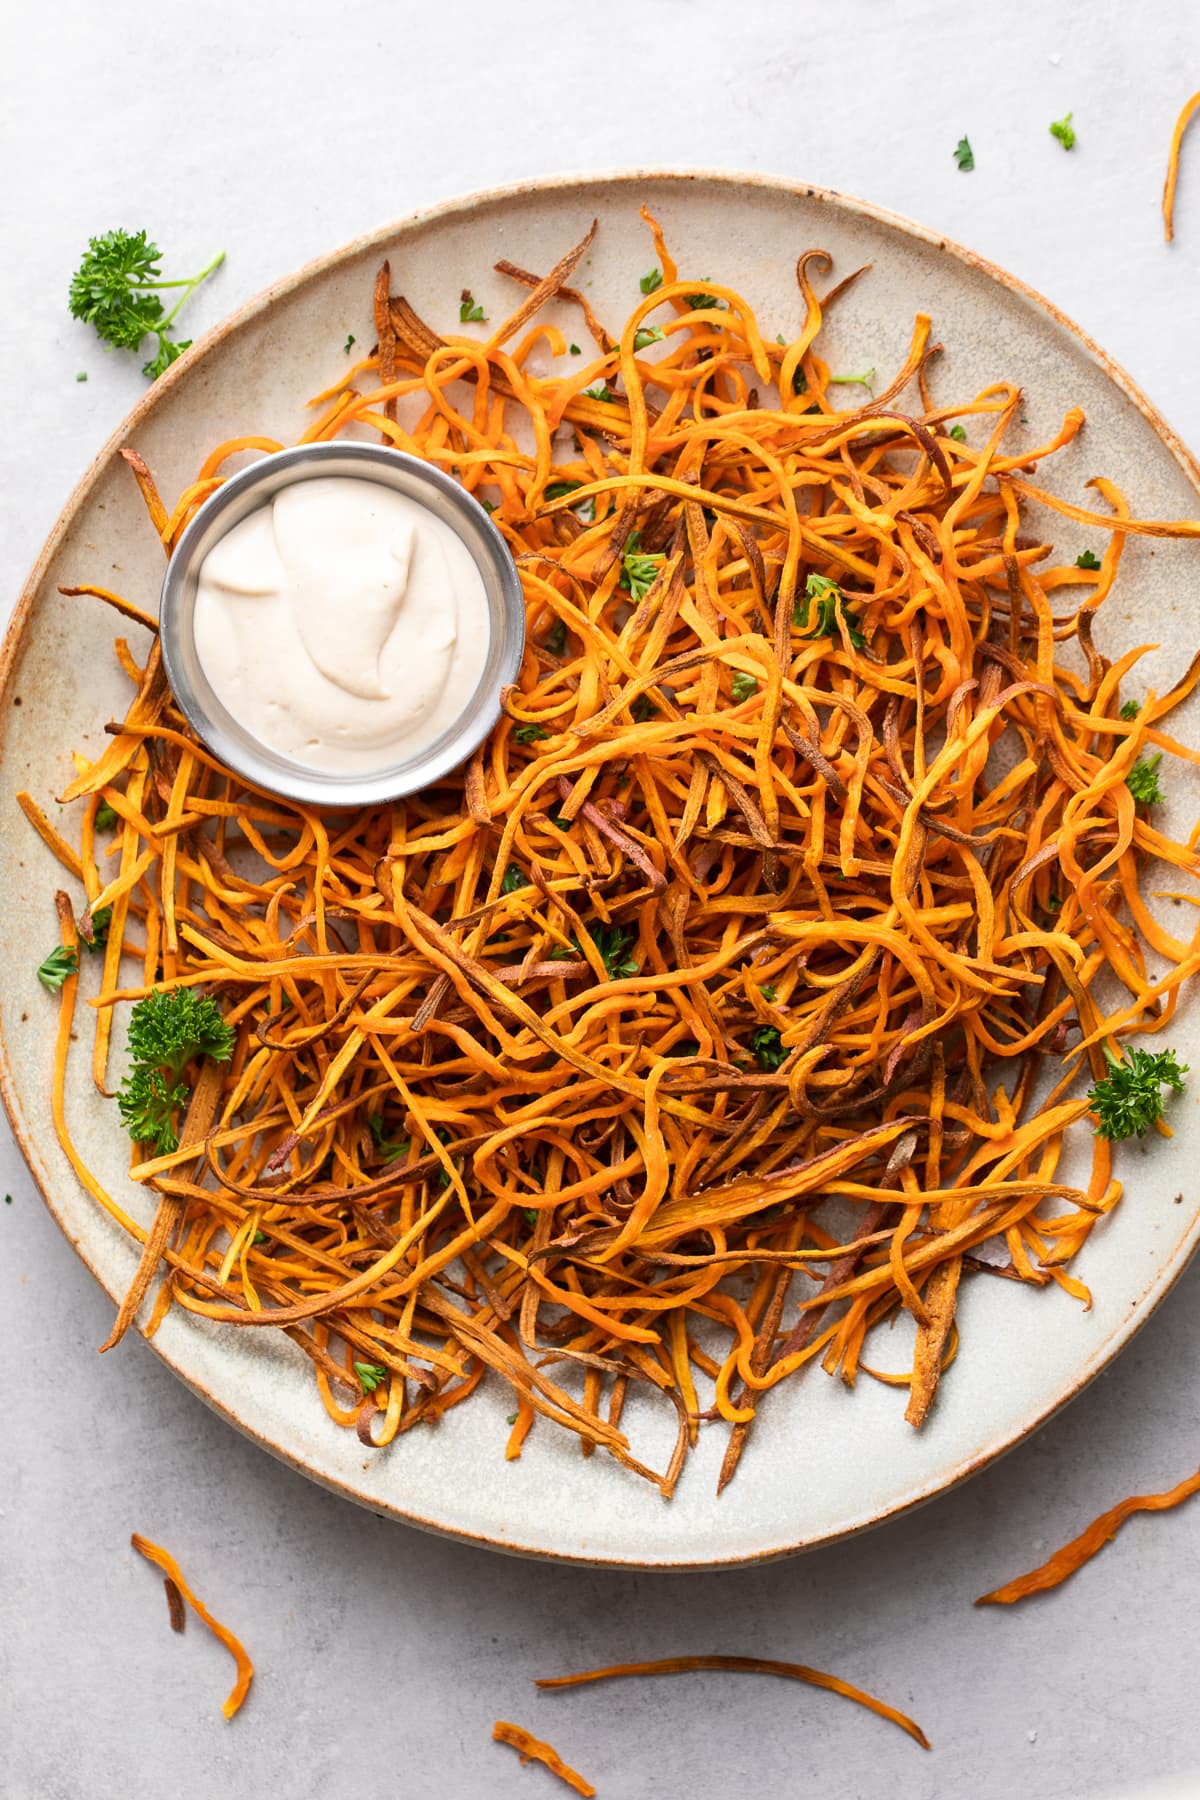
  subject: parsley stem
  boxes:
[155,251,226,331]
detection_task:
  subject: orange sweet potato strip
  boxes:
[536,1655,930,1750]
[904,1253,962,1427]
[493,1722,596,1796]
[976,1460,1200,1605]
[130,1534,253,1718]
[1164,90,1200,241]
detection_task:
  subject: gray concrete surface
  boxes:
[3,2,1200,1795]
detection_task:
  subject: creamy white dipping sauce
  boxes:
[192,476,491,774]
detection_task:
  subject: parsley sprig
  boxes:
[68,230,224,380]
[116,988,234,1154]
[1087,1046,1188,1140]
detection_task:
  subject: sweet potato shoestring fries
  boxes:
[32,207,1200,1500]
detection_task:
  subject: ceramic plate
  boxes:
[4,171,1200,1567]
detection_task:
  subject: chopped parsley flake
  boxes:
[1126,754,1166,806]
[619,529,664,602]
[37,946,78,992]
[752,1025,787,1071]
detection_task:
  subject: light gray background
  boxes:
[3,2,1200,1796]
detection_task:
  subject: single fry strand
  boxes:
[130,1534,254,1719]
[493,1722,596,1796]
[976,1461,1200,1605]
[535,1655,931,1750]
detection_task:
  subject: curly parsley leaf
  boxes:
[684,279,724,311]
[585,921,640,981]
[1075,549,1101,570]
[752,1025,787,1072]
[793,572,866,648]
[37,946,78,992]
[1088,1045,1187,1140]
[619,529,664,602]
[68,230,224,380]
[1126,753,1166,806]
[514,723,550,745]
[368,1113,410,1163]
[354,1361,389,1394]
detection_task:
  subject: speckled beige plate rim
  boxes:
[4,167,1200,1569]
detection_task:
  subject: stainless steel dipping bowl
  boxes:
[158,441,526,806]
